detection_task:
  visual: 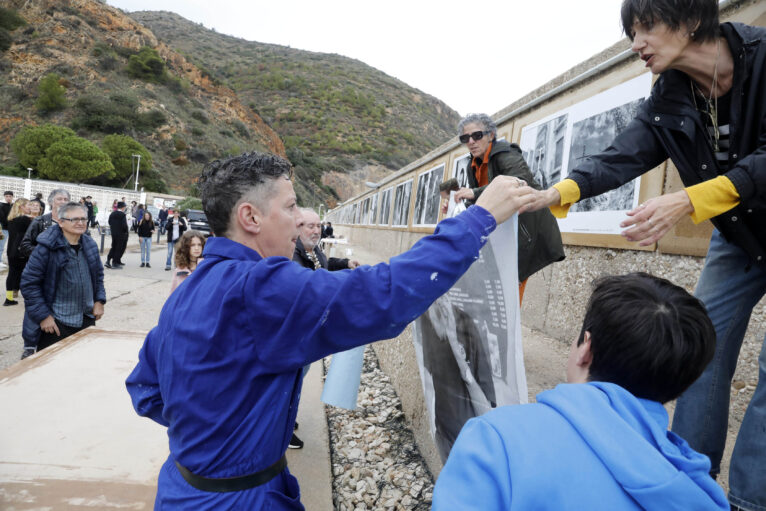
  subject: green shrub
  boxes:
[10,123,77,169]
[0,7,26,31]
[101,134,153,181]
[38,136,113,182]
[36,73,67,113]
[72,93,166,134]
[191,110,209,124]
[126,46,166,82]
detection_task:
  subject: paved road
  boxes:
[0,233,333,510]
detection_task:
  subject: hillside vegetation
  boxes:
[0,0,284,194]
[0,1,460,205]
[129,11,461,205]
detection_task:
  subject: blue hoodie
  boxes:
[433,382,729,510]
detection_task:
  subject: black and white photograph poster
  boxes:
[519,73,651,234]
[413,164,444,227]
[378,187,393,226]
[392,179,412,227]
[412,215,526,462]
[452,153,471,189]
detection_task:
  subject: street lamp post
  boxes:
[132,154,141,191]
[27,168,33,179]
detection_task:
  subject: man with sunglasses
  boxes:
[454,113,564,302]
[20,202,105,359]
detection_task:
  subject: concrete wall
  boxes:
[326,0,766,476]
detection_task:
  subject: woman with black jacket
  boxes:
[137,211,155,268]
[5,199,40,305]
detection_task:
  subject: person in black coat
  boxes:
[292,209,356,271]
[106,202,129,269]
[19,189,71,258]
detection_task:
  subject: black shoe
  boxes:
[146,263,151,268]
[104,262,112,269]
[165,266,171,271]
[140,263,145,267]
[115,262,125,267]
[3,299,18,306]
[288,433,304,449]
[112,265,123,270]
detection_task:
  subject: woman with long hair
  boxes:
[170,230,205,293]
[5,199,40,305]
[137,211,155,268]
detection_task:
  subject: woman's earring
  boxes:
[690,31,695,38]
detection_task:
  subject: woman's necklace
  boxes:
[690,38,721,152]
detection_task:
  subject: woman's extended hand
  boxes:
[620,190,694,246]
[518,187,561,213]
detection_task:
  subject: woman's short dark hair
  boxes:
[578,272,715,403]
[621,0,719,43]
[199,151,293,238]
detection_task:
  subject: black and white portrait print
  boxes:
[414,165,444,227]
[392,180,412,227]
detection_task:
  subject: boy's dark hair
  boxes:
[621,0,719,43]
[578,272,715,403]
[199,151,293,238]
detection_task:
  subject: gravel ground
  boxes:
[324,348,434,511]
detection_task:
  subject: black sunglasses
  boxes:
[459,130,490,144]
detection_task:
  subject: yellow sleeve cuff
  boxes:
[550,179,581,219]
[685,176,740,224]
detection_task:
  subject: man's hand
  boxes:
[620,191,694,246]
[40,315,60,336]
[93,301,104,320]
[519,187,562,213]
[454,188,475,202]
[347,260,361,269]
[475,176,535,224]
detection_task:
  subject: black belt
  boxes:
[174,455,287,493]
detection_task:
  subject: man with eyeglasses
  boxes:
[20,202,105,359]
[454,113,564,303]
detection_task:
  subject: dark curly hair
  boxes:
[174,230,206,269]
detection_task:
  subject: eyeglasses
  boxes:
[459,130,490,144]
[60,217,88,224]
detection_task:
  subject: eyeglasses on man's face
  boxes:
[459,130,490,144]
[60,217,88,224]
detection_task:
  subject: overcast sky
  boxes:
[105,0,629,116]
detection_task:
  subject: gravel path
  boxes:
[325,348,434,511]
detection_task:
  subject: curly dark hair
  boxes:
[174,230,206,269]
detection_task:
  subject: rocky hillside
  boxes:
[0,1,461,203]
[0,0,284,193]
[127,11,461,204]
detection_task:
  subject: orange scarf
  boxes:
[471,141,493,187]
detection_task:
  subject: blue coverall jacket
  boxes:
[126,206,496,510]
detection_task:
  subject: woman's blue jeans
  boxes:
[166,239,177,267]
[671,229,766,510]
[140,237,151,263]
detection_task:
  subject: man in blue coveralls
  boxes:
[125,151,532,509]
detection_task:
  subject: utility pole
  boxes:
[27,167,33,179]
[132,154,141,191]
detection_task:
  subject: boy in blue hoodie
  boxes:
[433,273,729,510]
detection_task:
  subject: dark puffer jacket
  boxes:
[20,224,106,348]
[467,139,565,281]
